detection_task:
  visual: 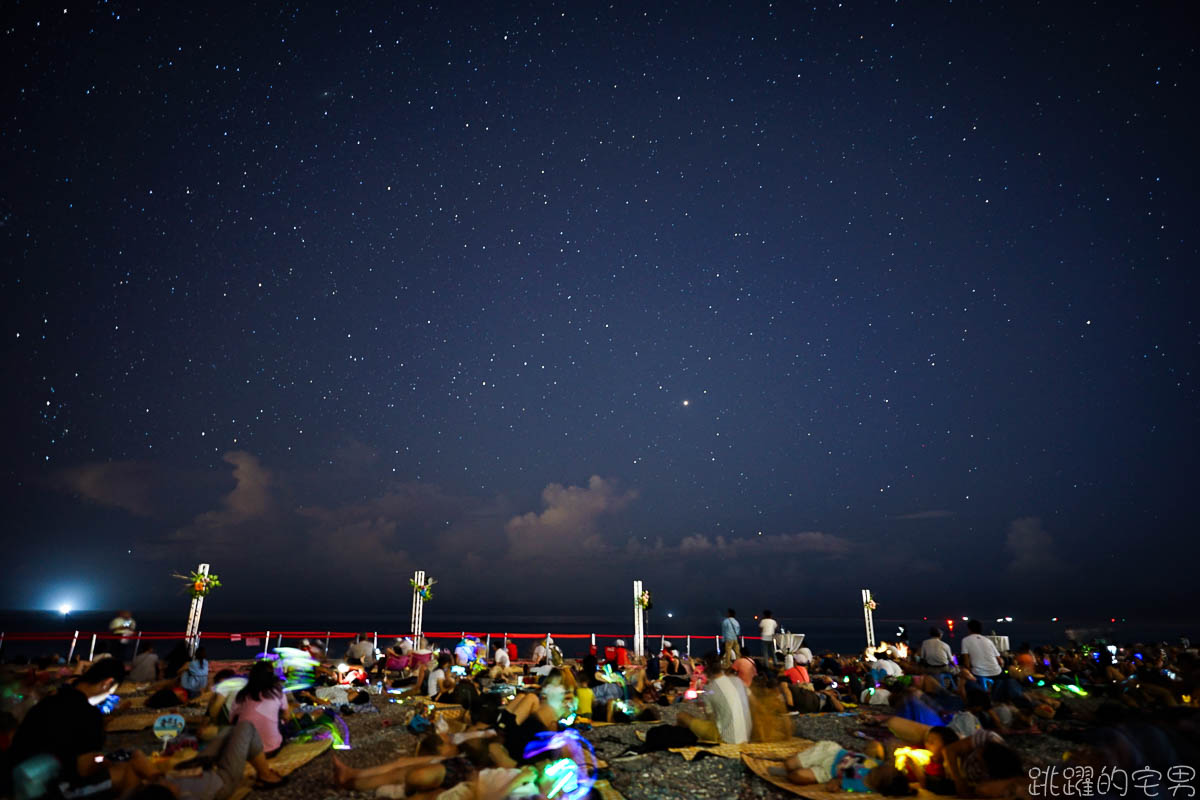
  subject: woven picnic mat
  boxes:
[117,681,150,695]
[592,779,628,800]
[634,730,816,761]
[592,718,664,727]
[245,739,332,778]
[742,754,966,800]
[105,712,204,732]
[741,752,879,800]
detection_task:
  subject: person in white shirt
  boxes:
[427,652,454,697]
[128,646,160,682]
[960,620,1003,680]
[677,652,752,743]
[919,627,954,672]
[758,610,779,663]
[346,633,377,669]
[490,642,521,682]
[873,657,904,677]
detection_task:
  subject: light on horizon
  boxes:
[58,604,72,615]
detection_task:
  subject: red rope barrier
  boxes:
[0,630,766,643]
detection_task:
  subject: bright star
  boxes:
[681,399,689,406]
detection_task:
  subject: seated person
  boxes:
[489,641,521,683]
[299,638,326,661]
[730,655,757,688]
[9,659,160,799]
[781,660,810,686]
[145,719,286,798]
[747,673,791,742]
[178,648,210,699]
[346,633,377,672]
[677,652,751,744]
[427,653,456,700]
[127,645,161,683]
[202,668,248,729]
[771,740,911,795]
[943,728,1025,797]
[230,660,292,756]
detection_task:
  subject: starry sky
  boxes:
[3,1,1197,624]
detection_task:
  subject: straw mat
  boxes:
[741,754,968,800]
[105,712,204,732]
[633,730,816,761]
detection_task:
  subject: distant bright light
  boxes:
[961,616,968,621]
[1005,616,1013,622]
[58,604,72,615]
[681,399,690,406]
[667,612,673,618]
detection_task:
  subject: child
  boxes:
[772,740,912,795]
[921,725,959,794]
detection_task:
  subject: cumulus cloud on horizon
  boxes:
[505,475,638,560]
[49,452,859,598]
[57,461,169,517]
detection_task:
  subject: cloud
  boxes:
[57,461,162,517]
[218,451,273,518]
[675,531,852,558]
[890,510,956,520]
[167,451,274,554]
[1004,516,1059,575]
[505,476,638,559]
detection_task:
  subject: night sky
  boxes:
[3,1,1197,624]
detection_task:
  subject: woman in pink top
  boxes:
[231,660,291,754]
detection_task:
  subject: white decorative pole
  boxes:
[861,588,876,649]
[632,580,645,658]
[184,563,210,656]
[411,570,426,645]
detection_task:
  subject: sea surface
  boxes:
[2,609,1195,662]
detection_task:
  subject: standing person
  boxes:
[758,611,779,663]
[960,620,1003,689]
[108,609,137,658]
[721,609,742,666]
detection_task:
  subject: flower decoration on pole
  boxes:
[410,576,436,602]
[637,589,652,610]
[864,598,877,612]
[175,569,221,599]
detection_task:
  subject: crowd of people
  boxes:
[2,611,1198,799]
